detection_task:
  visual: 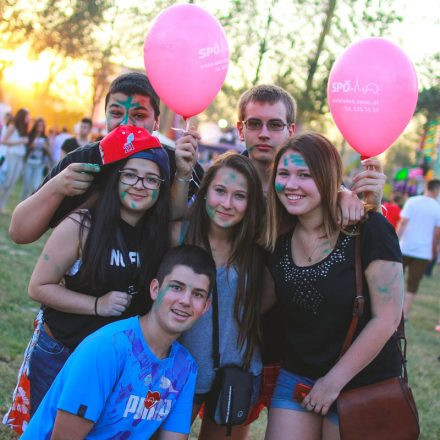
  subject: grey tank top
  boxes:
[179,265,262,394]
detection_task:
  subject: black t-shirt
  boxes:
[41,141,205,228]
[61,137,80,155]
[44,218,151,349]
[267,212,402,389]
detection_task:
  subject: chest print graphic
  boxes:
[144,390,161,409]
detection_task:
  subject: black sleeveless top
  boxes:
[44,219,152,349]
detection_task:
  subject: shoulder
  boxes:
[64,141,100,163]
[172,340,197,369]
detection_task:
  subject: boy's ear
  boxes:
[150,279,159,301]
[153,115,160,132]
[202,298,212,315]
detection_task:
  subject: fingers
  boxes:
[56,163,100,196]
[361,157,383,173]
[69,163,101,174]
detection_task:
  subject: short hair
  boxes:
[81,117,92,126]
[105,72,160,118]
[427,179,440,192]
[238,84,297,125]
[155,245,216,294]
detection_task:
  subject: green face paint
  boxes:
[130,202,137,209]
[275,182,285,193]
[120,191,127,199]
[289,153,307,167]
[116,96,139,125]
[151,190,159,203]
[154,284,169,308]
[206,203,216,221]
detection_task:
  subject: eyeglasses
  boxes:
[243,118,288,132]
[118,171,164,190]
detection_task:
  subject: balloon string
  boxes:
[185,118,191,131]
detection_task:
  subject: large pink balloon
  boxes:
[144,4,229,119]
[327,38,418,157]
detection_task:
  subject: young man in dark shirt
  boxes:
[60,117,93,157]
[9,72,202,243]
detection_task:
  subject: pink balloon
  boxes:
[144,4,229,119]
[327,38,418,157]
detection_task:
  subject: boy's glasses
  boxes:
[119,171,164,190]
[243,118,288,132]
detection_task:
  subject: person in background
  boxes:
[22,245,215,440]
[383,191,403,230]
[51,127,71,164]
[60,117,93,157]
[0,112,13,184]
[0,108,29,213]
[21,118,51,200]
[397,179,440,318]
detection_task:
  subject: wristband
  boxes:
[94,296,100,316]
[175,173,192,183]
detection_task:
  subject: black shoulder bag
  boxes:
[204,240,255,436]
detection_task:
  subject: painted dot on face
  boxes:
[120,191,127,199]
[206,203,216,220]
[275,182,285,193]
[130,202,137,209]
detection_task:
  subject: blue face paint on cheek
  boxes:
[206,203,216,220]
[275,182,285,193]
[130,202,137,209]
[151,190,159,203]
[120,191,127,199]
[154,284,169,308]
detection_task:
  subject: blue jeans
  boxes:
[28,325,71,416]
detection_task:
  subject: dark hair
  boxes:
[185,152,265,368]
[156,245,216,294]
[427,179,440,192]
[77,157,170,306]
[105,72,160,118]
[238,84,297,125]
[13,109,29,136]
[27,118,47,145]
[81,117,93,126]
[265,132,342,250]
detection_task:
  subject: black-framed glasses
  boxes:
[243,118,288,132]
[118,171,164,190]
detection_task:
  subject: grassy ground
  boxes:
[0,183,438,439]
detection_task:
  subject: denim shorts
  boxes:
[28,324,71,415]
[270,369,339,424]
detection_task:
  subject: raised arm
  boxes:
[170,129,200,220]
[9,162,99,244]
[51,410,94,440]
[302,259,403,416]
[28,213,131,316]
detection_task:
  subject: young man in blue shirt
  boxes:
[22,245,215,440]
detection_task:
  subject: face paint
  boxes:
[120,191,127,199]
[43,253,49,261]
[206,203,216,221]
[275,182,285,193]
[116,96,138,125]
[130,202,137,209]
[289,154,307,167]
[151,189,159,203]
[154,284,169,308]
[223,171,238,186]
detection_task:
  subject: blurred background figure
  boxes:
[60,117,92,158]
[0,108,29,213]
[21,118,51,200]
[51,127,70,164]
[0,112,13,184]
[383,191,403,230]
[397,179,440,318]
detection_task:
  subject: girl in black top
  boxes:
[263,133,403,440]
[24,140,170,417]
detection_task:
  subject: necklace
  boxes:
[303,233,328,263]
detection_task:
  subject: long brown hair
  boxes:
[265,132,343,250]
[185,152,265,368]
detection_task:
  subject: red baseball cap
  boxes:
[99,126,162,165]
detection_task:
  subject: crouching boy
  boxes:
[22,245,215,440]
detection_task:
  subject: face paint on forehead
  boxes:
[116,96,140,125]
[288,153,307,167]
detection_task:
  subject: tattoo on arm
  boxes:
[366,262,404,306]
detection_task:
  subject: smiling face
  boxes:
[118,157,161,225]
[237,100,294,166]
[106,92,159,133]
[275,150,322,217]
[150,265,211,335]
[205,166,249,230]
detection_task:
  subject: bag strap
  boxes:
[338,229,409,383]
[202,235,221,370]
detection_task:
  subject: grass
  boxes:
[0,183,438,439]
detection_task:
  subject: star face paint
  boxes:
[205,167,248,230]
[275,182,285,193]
